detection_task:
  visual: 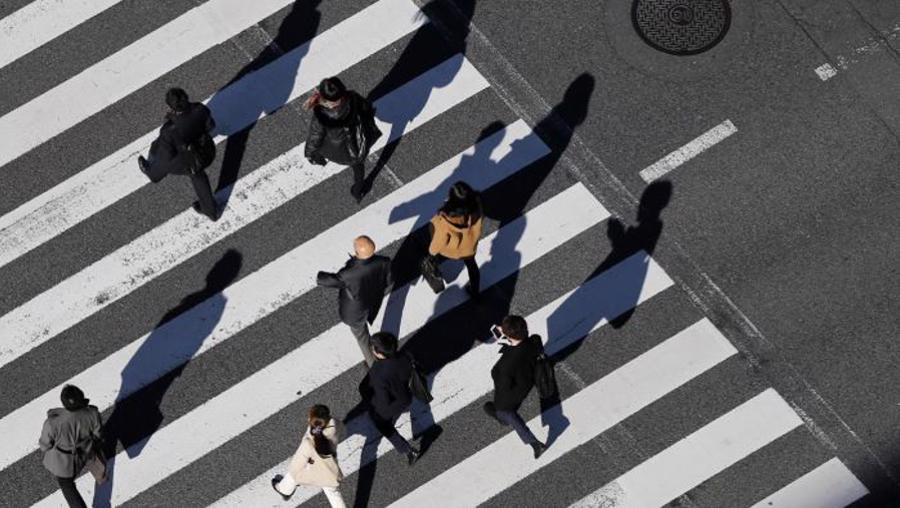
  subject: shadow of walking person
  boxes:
[93,249,243,507]
[205,1,322,207]
[361,0,477,194]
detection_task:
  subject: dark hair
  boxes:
[500,315,528,342]
[60,385,88,411]
[165,87,190,113]
[304,77,347,110]
[440,181,480,217]
[370,331,398,358]
[308,404,334,456]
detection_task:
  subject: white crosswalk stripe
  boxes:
[0,0,872,505]
[0,53,487,372]
[0,0,425,270]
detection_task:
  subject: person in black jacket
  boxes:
[317,236,392,367]
[304,77,380,203]
[483,315,548,458]
[138,87,220,220]
[360,332,420,465]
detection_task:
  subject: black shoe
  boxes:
[192,201,221,222]
[531,441,547,459]
[350,183,364,204]
[271,475,290,501]
[406,447,421,466]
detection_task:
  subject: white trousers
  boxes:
[276,472,346,508]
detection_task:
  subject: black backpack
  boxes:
[532,336,558,400]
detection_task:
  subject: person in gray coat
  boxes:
[317,235,392,367]
[38,385,104,508]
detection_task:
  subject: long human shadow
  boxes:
[205,1,322,207]
[362,0,477,193]
[540,181,671,446]
[93,250,242,507]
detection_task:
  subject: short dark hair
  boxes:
[60,385,88,411]
[500,315,528,341]
[165,87,190,112]
[318,77,347,101]
[370,331,398,358]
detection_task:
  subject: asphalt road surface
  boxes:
[0,0,898,506]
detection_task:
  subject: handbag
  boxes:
[406,353,433,403]
[84,438,107,484]
[418,255,445,293]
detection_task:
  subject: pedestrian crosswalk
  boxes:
[0,0,872,506]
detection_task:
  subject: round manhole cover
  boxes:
[632,0,731,55]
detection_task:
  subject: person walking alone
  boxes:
[360,332,421,465]
[304,77,381,203]
[38,385,105,508]
[424,181,483,298]
[138,87,220,220]
[317,236,392,367]
[483,315,548,458]
[271,404,346,507]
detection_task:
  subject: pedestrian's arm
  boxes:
[316,270,344,289]
[304,116,325,158]
[91,408,104,443]
[38,419,54,452]
[427,217,449,256]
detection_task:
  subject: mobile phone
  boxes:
[490,325,503,340]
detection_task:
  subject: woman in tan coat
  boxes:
[426,181,484,297]
[271,405,345,507]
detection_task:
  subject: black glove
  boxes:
[307,154,327,166]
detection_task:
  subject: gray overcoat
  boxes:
[38,405,103,478]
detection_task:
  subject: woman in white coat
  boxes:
[272,404,345,507]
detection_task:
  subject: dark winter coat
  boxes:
[38,405,103,478]
[363,355,413,421]
[316,255,392,325]
[147,102,216,179]
[491,335,543,411]
[304,92,377,166]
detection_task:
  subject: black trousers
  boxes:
[368,410,413,455]
[433,255,480,294]
[56,476,86,508]
[188,170,218,218]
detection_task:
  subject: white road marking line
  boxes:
[0,0,425,269]
[0,0,308,168]
[570,389,802,508]
[815,63,839,81]
[0,53,486,372]
[0,0,125,69]
[749,457,868,508]
[33,184,607,507]
[214,250,676,507]
[0,119,547,472]
[638,120,738,183]
[391,319,737,508]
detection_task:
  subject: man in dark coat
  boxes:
[304,77,381,203]
[483,315,548,458]
[360,332,420,465]
[138,87,220,220]
[38,385,104,508]
[317,235,392,367]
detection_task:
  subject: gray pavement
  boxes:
[0,0,898,506]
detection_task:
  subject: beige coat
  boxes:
[38,405,103,478]
[288,419,344,488]
[428,211,483,259]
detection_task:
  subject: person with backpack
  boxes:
[359,332,421,465]
[38,385,105,508]
[138,87,220,220]
[422,181,483,298]
[271,404,346,507]
[483,315,548,459]
[304,77,381,203]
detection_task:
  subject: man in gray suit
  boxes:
[39,385,104,508]
[317,235,392,367]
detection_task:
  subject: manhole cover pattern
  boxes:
[632,0,731,55]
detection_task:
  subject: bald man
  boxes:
[316,236,393,366]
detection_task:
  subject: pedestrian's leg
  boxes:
[370,412,412,455]
[348,320,375,367]
[189,171,218,219]
[56,476,87,508]
[350,162,365,201]
[463,256,480,296]
[495,409,539,445]
[321,486,347,508]
[275,472,297,495]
